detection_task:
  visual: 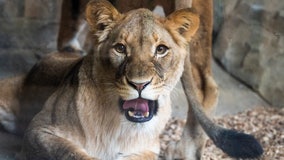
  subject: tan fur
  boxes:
[172,0,218,159]
[1,1,263,159]
[0,51,83,135]
[113,1,218,159]
[0,75,23,133]
[0,0,217,159]
[20,1,200,159]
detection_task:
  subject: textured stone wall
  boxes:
[213,0,284,108]
[0,0,62,78]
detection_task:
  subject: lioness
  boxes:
[22,1,200,159]
[57,0,263,159]
[17,1,260,160]
[17,0,263,159]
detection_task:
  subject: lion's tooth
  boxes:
[128,111,134,117]
[144,112,149,117]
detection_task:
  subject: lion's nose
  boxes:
[127,79,151,92]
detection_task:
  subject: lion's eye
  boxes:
[114,43,126,54]
[155,45,169,57]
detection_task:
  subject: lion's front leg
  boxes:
[164,65,217,160]
[171,117,207,160]
[162,125,206,160]
[22,128,97,160]
[120,151,158,160]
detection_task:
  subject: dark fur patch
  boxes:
[116,57,128,79]
[213,129,263,158]
[97,23,107,31]
[62,59,83,86]
[71,0,80,20]
[152,60,164,79]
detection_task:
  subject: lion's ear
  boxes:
[165,9,199,43]
[86,0,121,42]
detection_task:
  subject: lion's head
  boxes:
[85,0,199,123]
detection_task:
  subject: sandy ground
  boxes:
[159,107,283,160]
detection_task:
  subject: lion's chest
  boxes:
[76,88,171,159]
[84,118,161,159]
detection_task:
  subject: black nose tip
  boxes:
[127,79,151,92]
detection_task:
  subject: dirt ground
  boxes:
[159,107,284,160]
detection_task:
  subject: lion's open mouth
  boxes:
[120,98,158,123]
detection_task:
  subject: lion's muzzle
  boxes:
[120,98,158,123]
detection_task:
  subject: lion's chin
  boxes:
[119,98,158,123]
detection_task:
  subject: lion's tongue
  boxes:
[123,98,149,113]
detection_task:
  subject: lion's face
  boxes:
[86,1,199,123]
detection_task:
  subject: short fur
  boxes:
[0,0,263,159]
[22,1,200,159]
[0,51,82,135]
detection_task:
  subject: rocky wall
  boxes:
[213,0,284,108]
[0,0,62,78]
